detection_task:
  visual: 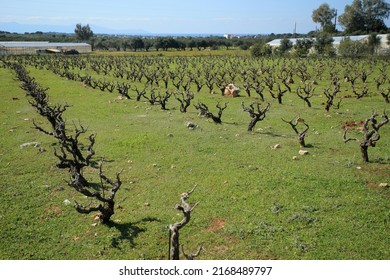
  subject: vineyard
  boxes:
[0,52,389,260]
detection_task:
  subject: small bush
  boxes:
[250,43,272,57]
[338,37,371,57]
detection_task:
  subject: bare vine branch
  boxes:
[343,111,389,162]
[168,185,200,260]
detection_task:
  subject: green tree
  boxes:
[155,37,168,51]
[367,33,381,53]
[314,33,335,55]
[363,0,390,32]
[251,43,262,57]
[167,37,179,50]
[312,3,337,32]
[338,0,390,34]
[338,37,370,57]
[223,40,233,50]
[251,43,272,57]
[108,38,121,51]
[94,38,109,50]
[74,23,94,40]
[196,39,208,50]
[294,39,314,56]
[177,39,187,51]
[130,37,144,52]
[338,0,365,33]
[121,39,131,51]
[277,38,293,54]
[187,39,197,51]
[143,39,153,51]
[239,42,251,50]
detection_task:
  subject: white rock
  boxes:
[272,144,281,149]
[19,142,41,149]
[298,150,309,155]
[63,199,71,205]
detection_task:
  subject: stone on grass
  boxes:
[186,122,197,130]
[19,142,40,149]
[272,144,281,150]
[298,149,309,155]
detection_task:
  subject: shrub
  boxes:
[338,37,370,57]
[250,43,272,57]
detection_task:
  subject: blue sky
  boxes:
[1,0,389,34]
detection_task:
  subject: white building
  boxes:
[266,34,390,53]
[0,41,92,56]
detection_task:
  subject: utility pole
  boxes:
[334,9,338,31]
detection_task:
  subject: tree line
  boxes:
[312,0,389,34]
[0,0,388,55]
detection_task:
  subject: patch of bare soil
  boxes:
[340,120,364,131]
[205,219,226,232]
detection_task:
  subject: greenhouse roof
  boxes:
[0,41,90,48]
[267,35,369,47]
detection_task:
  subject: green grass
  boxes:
[0,55,389,260]
[92,48,250,57]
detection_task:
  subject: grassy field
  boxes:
[0,53,389,260]
[91,48,250,57]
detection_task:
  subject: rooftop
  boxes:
[0,41,90,48]
[267,35,373,46]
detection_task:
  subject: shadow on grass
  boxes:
[255,131,289,138]
[371,157,390,164]
[90,158,115,168]
[304,144,315,148]
[222,121,240,125]
[107,217,160,249]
